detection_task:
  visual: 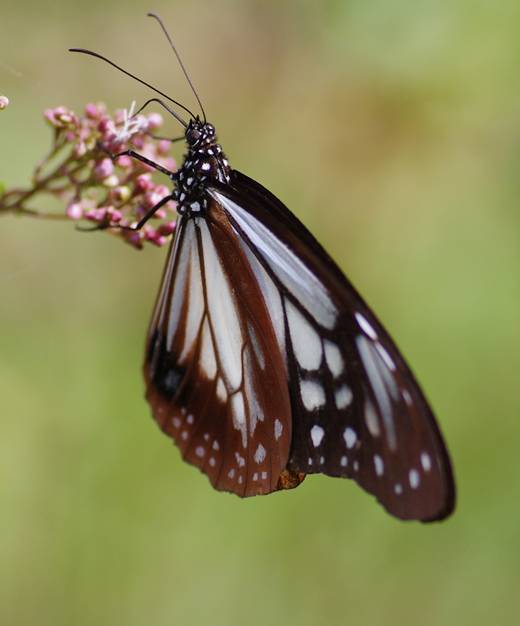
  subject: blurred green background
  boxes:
[1,1,519,624]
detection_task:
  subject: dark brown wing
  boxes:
[144,204,295,496]
[207,170,455,521]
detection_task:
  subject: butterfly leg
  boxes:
[129,193,176,230]
[75,192,175,233]
[112,149,177,180]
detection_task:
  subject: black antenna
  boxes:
[68,48,193,127]
[147,12,207,123]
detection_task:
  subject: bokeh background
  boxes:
[2,1,519,624]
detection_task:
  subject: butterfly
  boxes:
[70,13,455,522]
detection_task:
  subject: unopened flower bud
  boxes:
[158,221,176,236]
[94,158,114,180]
[103,174,119,188]
[85,102,103,119]
[115,155,133,169]
[156,139,171,156]
[66,202,83,220]
[0,95,9,110]
[134,174,154,193]
[110,185,131,203]
[147,112,163,129]
[106,207,123,222]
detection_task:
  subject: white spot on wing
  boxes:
[394,483,403,495]
[172,417,181,429]
[199,318,217,379]
[421,452,432,472]
[195,446,205,458]
[274,419,283,440]
[300,379,326,411]
[340,456,348,467]
[374,454,384,476]
[162,222,189,345]
[409,468,420,489]
[375,342,396,371]
[216,378,227,402]
[286,301,322,370]
[324,340,344,378]
[254,444,266,464]
[176,222,205,362]
[343,427,357,449]
[200,221,244,390]
[356,335,397,450]
[247,323,266,370]
[234,236,286,358]
[364,400,380,437]
[335,384,353,409]
[310,425,325,447]
[231,392,247,447]
[355,312,377,339]
[242,347,264,435]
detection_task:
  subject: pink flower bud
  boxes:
[158,221,176,236]
[0,95,9,110]
[147,112,163,129]
[44,106,78,128]
[156,139,171,156]
[162,157,177,171]
[94,158,114,180]
[124,230,143,249]
[132,135,145,149]
[154,184,170,197]
[106,207,123,222]
[134,174,154,193]
[110,185,131,203]
[66,202,83,220]
[84,208,100,221]
[144,190,166,209]
[85,103,104,119]
[74,142,87,158]
[115,155,133,169]
[102,174,119,188]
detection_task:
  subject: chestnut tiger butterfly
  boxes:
[70,13,455,522]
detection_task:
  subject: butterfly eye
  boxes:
[186,127,202,144]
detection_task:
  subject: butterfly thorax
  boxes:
[173,118,231,216]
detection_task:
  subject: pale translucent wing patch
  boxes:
[145,210,293,497]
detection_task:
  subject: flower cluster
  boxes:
[0,101,178,248]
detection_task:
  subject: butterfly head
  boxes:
[185,118,216,148]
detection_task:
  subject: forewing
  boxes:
[208,170,455,521]
[144,209,295,496]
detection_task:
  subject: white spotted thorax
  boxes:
[174,118,231,215]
